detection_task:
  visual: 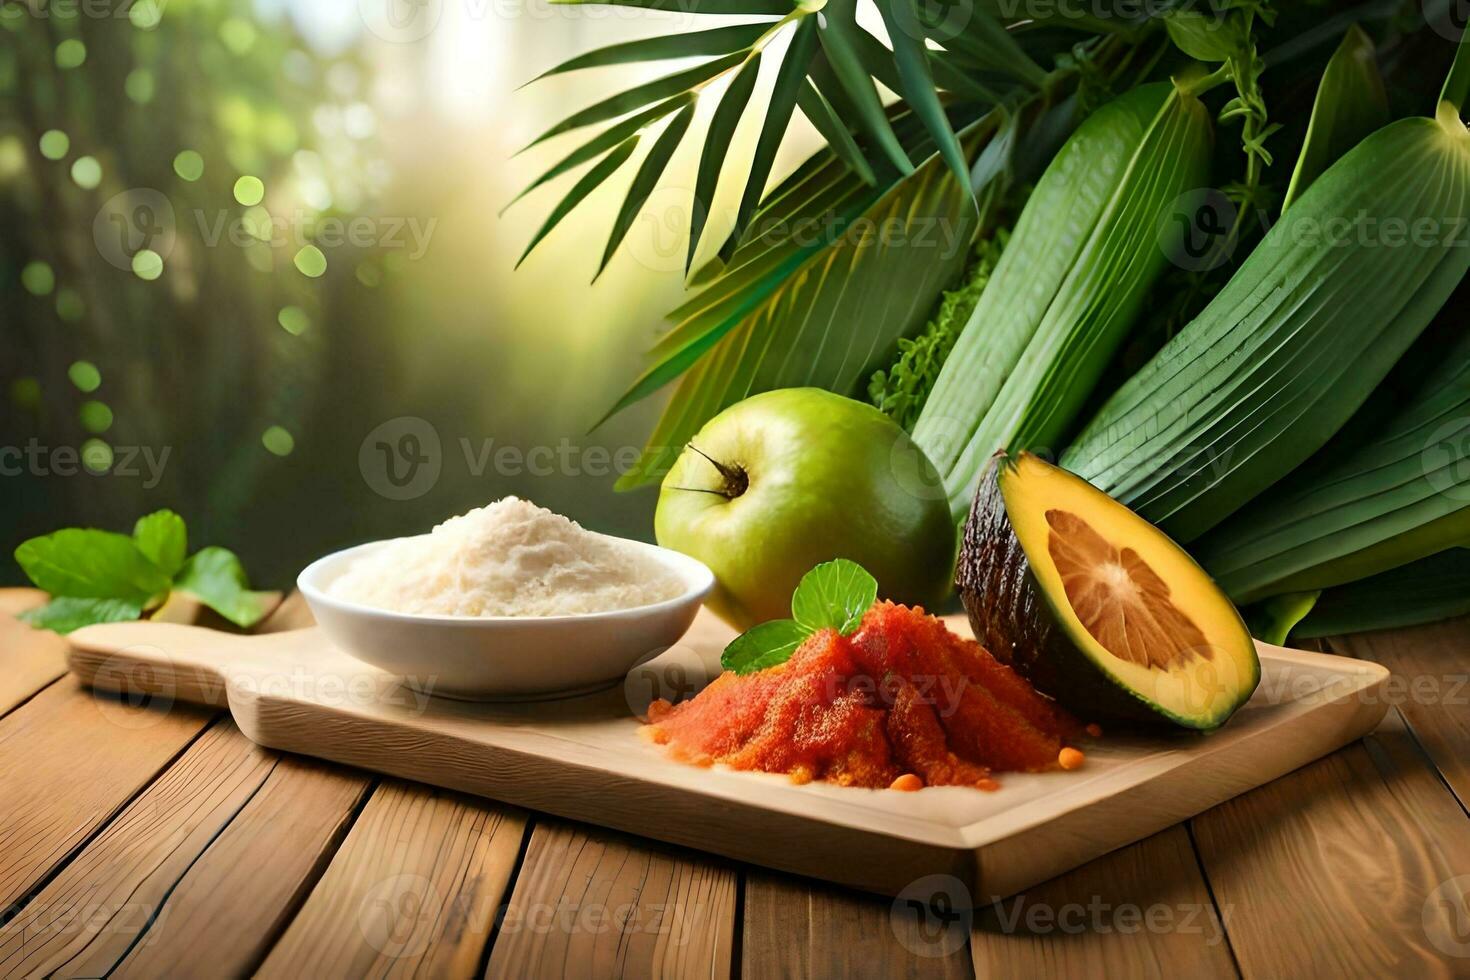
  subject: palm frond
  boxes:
[608,108,1005,488]
[511,0,1050,270]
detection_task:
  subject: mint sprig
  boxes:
[15,510,271,634]
[720,559,879,675]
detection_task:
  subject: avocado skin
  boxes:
[955,459,1194,729]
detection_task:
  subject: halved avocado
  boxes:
[957,451,1259,730]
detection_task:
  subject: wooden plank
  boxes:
[0,590,66,718]
[106,755,371,978]
[486,822,737,979]
[1330,617,1470,810]
[256,591,314,633]
[0,678,215,917]
[0,588,48,618]
[743,871,973,978]
[1191,711,1470,978]
[0,721,274,976]
[258,781,528,977]
[971,826,1237,978]
[67,617,1391,900]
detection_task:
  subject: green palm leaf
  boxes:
[612,112,1003,489]
[522,23,774,86]
[506,93,692,214]
[688,52,765,273]
[522,52,747,151]
[512,0,1055,281]
[598,102,698,278]
[518,135,640,268]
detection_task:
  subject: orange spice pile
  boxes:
[643,602,1094,790]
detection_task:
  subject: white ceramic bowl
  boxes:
[297,536,715,701]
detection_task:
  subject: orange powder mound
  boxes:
[643,602,1086,790]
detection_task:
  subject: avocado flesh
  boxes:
[957,452,1260,731]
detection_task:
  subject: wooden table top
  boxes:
[0,586,1466,979]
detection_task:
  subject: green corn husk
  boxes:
[1197,318,1470,603]
[1290,549,1470,638]
[1062,104,1470,542]
[912,82,1213,522]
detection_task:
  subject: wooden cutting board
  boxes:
[66,611,1389,902]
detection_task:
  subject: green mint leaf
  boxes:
[14,529,172,605]
[790,559,878,635]
[134,510,187,577]
[19,596,143,634]
[721,619,811,675]
[174,547,272,628]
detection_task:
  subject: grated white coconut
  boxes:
[328,497,683,617]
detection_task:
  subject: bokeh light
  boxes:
[79,400,114,434]
[132,249,164,281]
[21,261,54,296]
[55,40,86,69]
[70,156,101,189]
[277,305,310,335]
[68,361,101,393]
[173,150,205,181]
[81,439,113,473]
[38,130,69,161]
[293,245,326,277]
[261,426,295,456]
[233,174,265,205]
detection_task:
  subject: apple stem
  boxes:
[685,444,749,499]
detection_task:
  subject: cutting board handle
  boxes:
[68,621,266,708]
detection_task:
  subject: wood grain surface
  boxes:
[3,588,1469,977]
[0,679,215,918]
[105,754,371,978]
[63,614,1393,901]
[0,720,275,976]
[260,781,527,978]
[1191,710,1470,978]
[0,591,66,719]
[486,822,738,979]
[1331,619,1470,810]
[972,826,1237,978]
[743,871,974,979]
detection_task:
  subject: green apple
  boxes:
[655,387,956,629]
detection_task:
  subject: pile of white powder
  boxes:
[329,497,684,617]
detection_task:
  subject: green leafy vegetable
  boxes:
[133,509,187,577]
[174,547,275,629]
[868,230,1006,430]
[1281,25,1387,212]
[721,559,878,674]
[19,597,145,634]
[14,511,270,634]
[15,529,173,604]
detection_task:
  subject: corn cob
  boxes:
[912,82,1213,523]
[1063,103,1470,542]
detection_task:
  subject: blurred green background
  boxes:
[1,0,801,586]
